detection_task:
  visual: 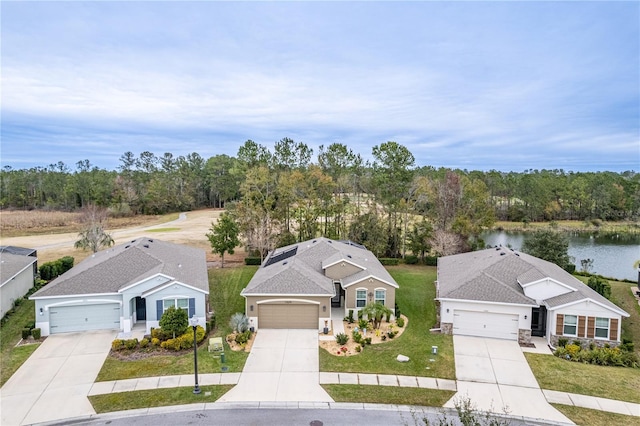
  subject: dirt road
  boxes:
[0,209,228,264]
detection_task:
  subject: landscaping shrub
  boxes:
[32,328,41,340]
[396,317,405,327]
[358,318,369,330]
[563,264,576,274]
[159,306,188,338]
[385,311,391,323]
[620,338,635,353]
[25,321,36,330]
[207,314,216,333]
[364,337,372,345]
[111,339,125,351]
[357,310,364,320]
[151,337,160,347]
[234,329,251,345]
[587,276,611,299]
[139,338,149,348]
[352,331,363,345]
[21,328,31,339]
[379,258,399,266]
[39,256,74,281]
[124,338,139,350]
[404,255,418,265]
[335,332,349,345]
[355,345,361,352]
[160,326,206,351]
[244,257,262,265]
[424,256,438,266]
[553,345,640,368]
[229,312,249,333]
[394,303,401,318]
[557,338,568,347]
[347,310,354,323]
[13,298,23,308]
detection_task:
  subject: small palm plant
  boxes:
[229,312,249,333]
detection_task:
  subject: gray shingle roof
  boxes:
[30,238,208,298]
[438,248,628,316]
[0,253,36,286]
[241,237,399,296]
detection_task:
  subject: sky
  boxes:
[1,1,639,173]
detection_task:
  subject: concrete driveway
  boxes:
[446,335,573,424]
[1,330,115,425]
[219,329,333,402]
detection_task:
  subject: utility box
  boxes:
[432,345,438,355]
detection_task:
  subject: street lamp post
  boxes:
[189,315,201,394]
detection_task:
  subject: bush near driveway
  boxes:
[320,265,455,379]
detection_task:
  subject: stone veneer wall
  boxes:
[518,329,531,344]
[441,323,453,334]
[550,334,620,349]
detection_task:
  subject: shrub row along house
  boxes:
[241,237,399,331]
[437,247,629,347]
[30,238,208,336]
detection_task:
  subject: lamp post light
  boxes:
[189,315,201,394]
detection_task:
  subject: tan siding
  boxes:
[587,317,595,338]
[325,263,363,280]
[610,318,619,341]
[578,316,586,337]
[556,314,564,335]
[344,279,395,311]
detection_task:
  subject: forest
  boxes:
[2,139,638,258]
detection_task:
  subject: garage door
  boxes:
[453,310,519,340]
[258,303,318,329]
[50,304,120,334]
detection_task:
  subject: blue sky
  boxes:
[1,1,638,172]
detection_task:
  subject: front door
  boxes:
[531,306,546,337]
[135,297,146,321]
[331,282,342,307]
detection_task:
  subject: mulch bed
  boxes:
[319,315,408,357]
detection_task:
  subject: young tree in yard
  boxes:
[206,212,240,268]
[522,229,571,270]
[74,204,114,253]
[361,302,393,329]
[159,306,188,338]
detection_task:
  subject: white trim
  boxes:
[548,297,629,317]
[322,258,365,271]
[562,314,578,337]
[43,299,122,311]
[256,298,321,305]
[374,287,386,305]
[437,298,537,308]
[355,287,367,308]
[594,317,610,340]
[241,292,333,297]
[0,258,37,288]
[519,277,575,292]
[118,273,173,293]
[343,274,399,289]
[30,292,119,300]
[142,280,208,297]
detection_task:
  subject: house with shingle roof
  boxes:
[1,248,38,319]
[437,247,629,346]
[30,238,208,336]
[242,238,399,331]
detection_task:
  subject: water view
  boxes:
[482,231,640,282]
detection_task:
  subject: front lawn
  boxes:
[320,265,455,379]
[0,298,40,386]
[610,280,640,354]
[525,352,640,404]
[96,266,257,381]
[322,384,455,407]
[89,385,233,413]
[552,404,640,426]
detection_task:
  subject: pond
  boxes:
[481,231,640,282]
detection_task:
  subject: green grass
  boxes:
[146,227,180,232]
[320,265,455,379]
[322,384,455,407]
[609,281,640,354]
[89,385,233,413]
[96,266,257,381]
[525,352,640,403]
[552,404,640,426]
[0,298,41,386]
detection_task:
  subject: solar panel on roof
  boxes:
[263,246,298,267]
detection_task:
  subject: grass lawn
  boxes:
[0,298,40,386]
[96,266,257,381]
[322,384,455,407]
[89,385,233,413]
[552,404,640,426]
[525,352,640,404]
[609,280,640,354]
[319,265,455,379]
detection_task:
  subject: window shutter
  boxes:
[156,300,162,320]
[556,314,564,335]
[610,318,619,341]
[578,316,586,337]
[188,298,195,318]
[587,317,595,338]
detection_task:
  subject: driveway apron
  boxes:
[1,330,116,426]
[219,329,333,402]
[446,336,573,424]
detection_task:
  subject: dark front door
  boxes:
[331,282,343,307]
[135,297,146,321]
[531,306,546,337]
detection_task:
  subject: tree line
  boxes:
[2,139,638,258]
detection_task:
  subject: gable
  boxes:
[521,278,573,301]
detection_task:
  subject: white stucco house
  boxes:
[242,238,398,331]
[30,238,208,336]
[437,247,629,347]
[0,247,38,319]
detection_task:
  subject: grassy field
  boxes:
[553,404,640,426]
[319,265,455,379]
[322,384,455,407]
[89,385,233,413]
[492,220,640,235]
[0,299,40,386]
[95,266,257,381]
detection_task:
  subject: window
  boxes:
[595,317,609,339]
[563,315,577,336]
[356,289,366,308]
[163,298,189,313]
[375,289,386,305]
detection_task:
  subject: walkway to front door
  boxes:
[218,329,333,402]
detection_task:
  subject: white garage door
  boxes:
[453,310,519,340]
[258,304,318,329]
[50,304,120,334]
